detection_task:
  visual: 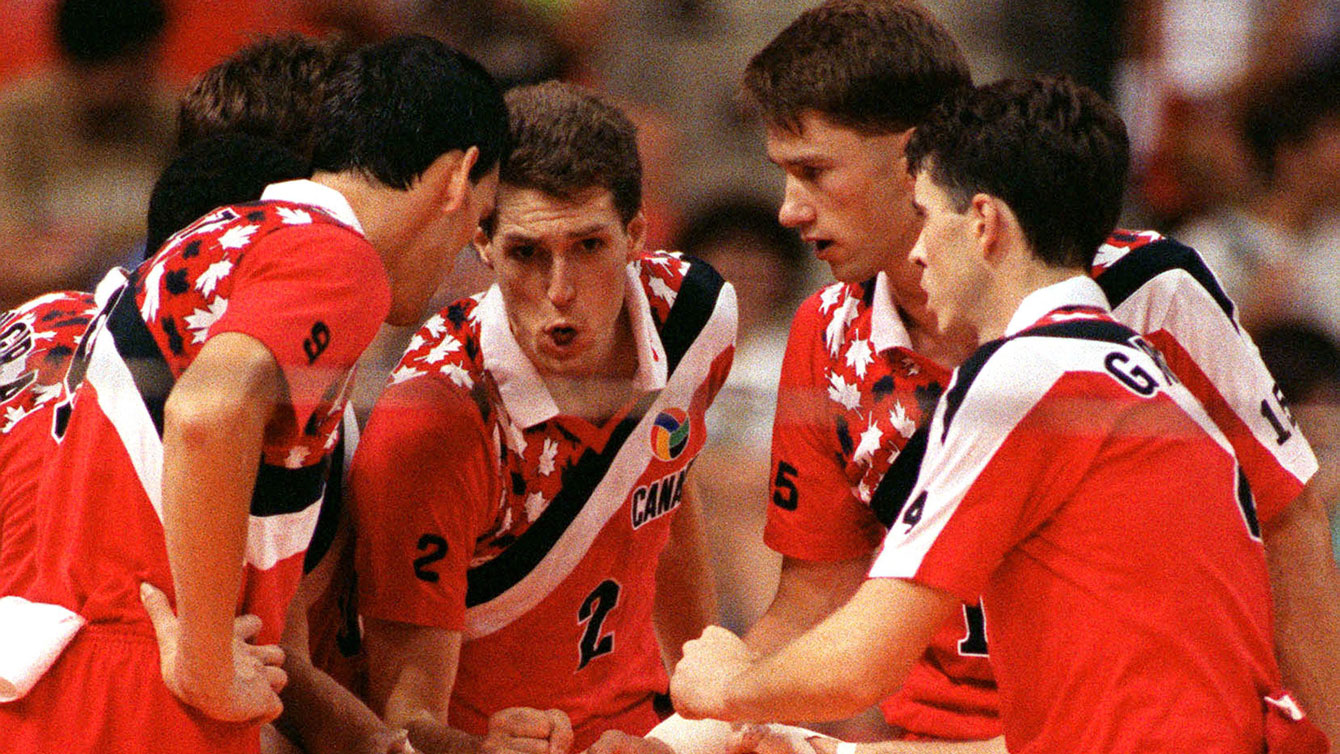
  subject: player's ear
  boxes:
[475,225,496,269]
[970,193,1000,262]
[436,146,480,215]
[624,211,646,260]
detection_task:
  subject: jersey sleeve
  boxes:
[210,223,390,430]
[351,373,495,631]
[869,343,1107,602]
[763,296,885,561]
[1102,242,1318,524]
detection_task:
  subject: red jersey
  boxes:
[765,230,1323,741]
[2,179,389,754]
[0,289,100,596]
[870,277,1287,753]
[764,272,997,740]
[353,251,736,751]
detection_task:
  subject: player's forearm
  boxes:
[742,556,869,656]
[655,483,719,667]
[276,652,405,754]
[161,335,280,697]
[1263,479,1340,743]
[723,580,949,724]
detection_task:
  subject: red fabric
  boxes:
[880,315,1280,753]
[762,282,996,740]
[354,252,731,750]
[0,291,98,596]
[764,284,948,562]
[0,627,260,754]
[17,197,386,749]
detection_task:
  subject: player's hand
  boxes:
[584,730,675,754]
[669,625,751,720]
[482,707,574,754]
[140,581,288,724]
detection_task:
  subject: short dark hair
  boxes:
[741,0,971,135]
[56,0,166,65]
[145,134,308,258]
[482,80,641,236]
[906,76,1130,269]
[310,35,509,190]
[177,34,349,164]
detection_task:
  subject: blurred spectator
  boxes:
[1256,322,1340,565]
[0,0,176,310]
[1175,65,1340,337]
[675,196,807,632]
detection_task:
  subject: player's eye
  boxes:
[508,244,537,261]
[579,237,605,253]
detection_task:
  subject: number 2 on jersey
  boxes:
[578,579,621,669]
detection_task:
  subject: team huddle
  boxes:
[0,2,1336,754]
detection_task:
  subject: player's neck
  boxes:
[977,263,1084,343]
[544,311,640,423]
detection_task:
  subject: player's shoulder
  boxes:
[635,249,730,326]
[1091,228,1233,316]
[390,293,487,397]
[790,278,871,341]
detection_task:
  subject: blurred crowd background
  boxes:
[2,0,1337,624]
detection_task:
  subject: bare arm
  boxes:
[673,578,958,725]
[655,474,720,668]
[364,617,478,754]
[743,556,870,656]
[159,331,287,721]
[275,512,414,754]
[1263,476,1340,744]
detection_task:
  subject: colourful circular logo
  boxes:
[650,408,691,461]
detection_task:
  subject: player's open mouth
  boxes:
[813,239,835,258]
[548,326,577,347]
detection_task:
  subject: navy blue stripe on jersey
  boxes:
[303,438,344,573]
[252,458,329,517]
[871,422,930,527]
[1236,465,1261,539]
[940,339,1007,442]
[661,256,725,376]
[465,389,662,607]
[1095,237,1237,325]
[1021,317,1142,348]
[941,318,1144,441]
[107,279,174,437]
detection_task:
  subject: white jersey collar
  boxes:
[260,179,365,235]
[870,271,915,353]
[479,263,668,429]
[1004,275,1109,337]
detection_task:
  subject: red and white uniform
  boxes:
[1092,229,1318,524]
[765,230,1322,741]
[764,273,997,740]
[353,251,735,751]
[2,180,389,754]
[0,289,99,596]
[869,276,1296,753]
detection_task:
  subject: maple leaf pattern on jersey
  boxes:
[390,250,695,565]
[806,281,951,505]
[0,291,99,437]
[133,200,359,468]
